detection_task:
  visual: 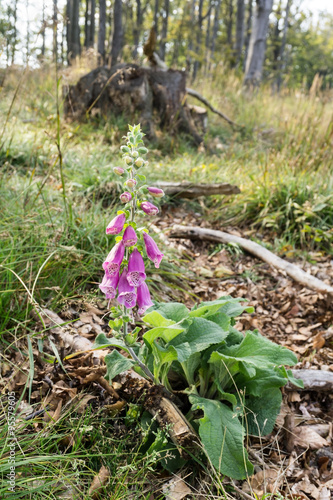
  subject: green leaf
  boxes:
[244,388,282,436]
[234,366,290,397]
[170,317,228,361]
[222,331,298,367]
[137,174,146,182]
[152,342,178,367]
[284,368,304,389]
[150,302,189,323]
[92,333,130,353]
[138,147,148,154]
[189,297,240,318]
[143,325,185,346]
[189,395,254,479]
[219,301,254,317]
[207,312,230,331]
[105,350,135,382]
[143,310,176,328]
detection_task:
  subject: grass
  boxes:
[1,63,333,497]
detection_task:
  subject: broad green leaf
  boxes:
[284,368,304,389]
[189,395,254,479]
[143,325,184,345]
[219,301,254,317]
[217,330,298,368]
[142,311,175,328]
[189,299,234,318]
[152,343,178,369]
[92,333,130,353]
[149,302,189,322]
[234,366,290,397]
[243,388,282,436]
[207,312,230,331]
[170,317,228,361]
[105,350,135,382]
[181,352,201,384]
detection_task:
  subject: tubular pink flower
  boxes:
[99,272,119,299]
[127,249,146,287]
[113,167,125,176]
[141,201,159,216]
[120,192,132,203]
[147,186,164,198]
[106,213,126,235]
[123,226,137,247]
[103,241,125,277]
[117,268,137,309]
[143,232,164,268]
[136,282,154,315]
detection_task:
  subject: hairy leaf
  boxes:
[105,350,135,381]
[149,302,189,322]
[243,388,282,436]
[92,333,130,353]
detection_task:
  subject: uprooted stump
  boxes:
[63,63,204,145]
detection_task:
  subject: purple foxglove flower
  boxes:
[141,201,159,216]
[113,167,125,176]
[106,213,126,235]
[99,272,119,299]
[137,282,154,315]
[147,186,165,198]
[143,232,164,268]
[127,248,146,287]
[123,226,137,247]
[120,192,132,203]
[117,268,137,309]
[125,178,137,189]
[102,241,125,277]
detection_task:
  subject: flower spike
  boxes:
[143,232,164,268]
[127,248,146,287]
[137,282,154,315]
[117,268,137,309]
[102,241,125,277]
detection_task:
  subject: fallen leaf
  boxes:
[88,465,110,499]
[291,476,320,500]
[248,468,283,497]
[313,332,325,350]
[162,476,192,500]
[293,426,329,449]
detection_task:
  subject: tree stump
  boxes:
[63,63,204,145]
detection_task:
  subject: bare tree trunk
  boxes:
[244,0,273,86]
[243,0,253,70]
[133,0,144,59]
[154,0,159,36]
[186,0,196,71]
[25,0,30,64]
[66,0,81,63]
[192,0,204,81]
[276,0,291,91]
[53,0,58,62]
[160,0,170,61]
[11,0,18,65]
[235,0,245,66]
[41,0,46,58]
[110,0,123,67]
[226,0,233,47]
[205,0,212,71]
[98,0,106,64]
[85,0,96,48]
[210,0,222,59]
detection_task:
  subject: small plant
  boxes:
[93,125,303,480]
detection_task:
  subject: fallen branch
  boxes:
[186,87,242,128]
[288,369,333,392]
[156,181,241,198]
[170,225,333,296]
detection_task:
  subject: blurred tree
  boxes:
[98,0,106,64]
[66,0,81,62]
[110,0,123,66]
[235,0,245,66]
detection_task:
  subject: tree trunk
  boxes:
[98,0,106,64]
[244,0,274,86]
[192,0,204,81]
[159,0,170,61]
[67,0,81,62]
[53,0,58,62]
[243,0,253,70]
[276,0,291,91]
[154,0,159,36]
[41,0,46,58]
[85,0,96,48]
[210,0,222,59]
[110,0,123,67]
[235,0,245,66]
[226,0,233,47]
[204,0,212,71]
[132,0,142,59]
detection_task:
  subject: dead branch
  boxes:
[186,87,242,128]
[170,225,333,296]
[288,369,333,392]
[156,181,241,198]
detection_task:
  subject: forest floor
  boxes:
[1,65,333,499]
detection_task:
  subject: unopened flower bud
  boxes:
[124,156,133,165]
[120,192,132,203]
[141,201,159,215]
[113,167,125,176]
[147,187,164,198]
[135,158,144,168]
[125,178,137,189]
[132,151,139,158]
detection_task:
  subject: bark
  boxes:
[154,0,159,36]
[192,0,204,81]
[243,0,253,71]
[244,0,273,85]
[98,0,106,64]
[210,0,222,58]
[226,0,233,47]
[85,0,96,48]
[66,0,81,62]
[110,0,123,67]
[276,0,292,91]
[204,0,212,70]
[235,0,245,66]
[159,0,170,61]
[170,225,333,296]
[156,181,241,198]
[288,370,333,392]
